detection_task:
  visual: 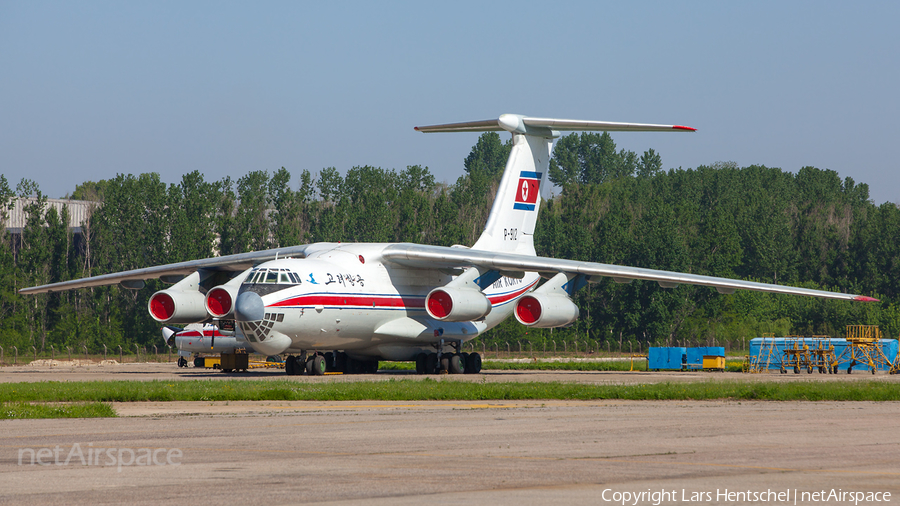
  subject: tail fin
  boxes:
[416,114,695,256]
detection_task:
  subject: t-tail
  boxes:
[415,114,695,256]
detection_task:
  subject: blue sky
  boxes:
[2,1,898,204]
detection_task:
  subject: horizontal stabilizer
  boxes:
[415,114,696,136]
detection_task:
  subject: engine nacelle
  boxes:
[514,293,580,328]
[148,289,209,324]
[205,285,238,318]
[425,287,491,322]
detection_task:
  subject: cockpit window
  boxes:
[245,268,301,285]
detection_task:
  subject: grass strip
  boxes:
[483,360,646,372]
[380,360,645,371]
[383,360,746,372]
[1,379,899,403]
[0,402,117,419]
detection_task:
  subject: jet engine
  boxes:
[205,285,238,318]
[514,293,579,328]
[425,287,491,322]
[148,289,208,324]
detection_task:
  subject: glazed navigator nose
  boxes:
[234,291,264,322]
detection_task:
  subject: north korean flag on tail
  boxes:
[513,171,541,211]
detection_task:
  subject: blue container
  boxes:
[648,347,686,370]
[749,338,899,371]
[685,347,725,369]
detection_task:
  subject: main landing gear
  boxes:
[414,340,482,375]
[284,351,379,376]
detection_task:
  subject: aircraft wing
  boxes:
[413,114,697,134]
[18,244,312,294]
[381,244,878,302]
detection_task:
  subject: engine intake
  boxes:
[206,285,238,318]
[148,289,209,324]
[425,287,491,322]
[514,293,579,328]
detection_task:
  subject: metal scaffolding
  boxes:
[835,325,895,374]
[748,334,780,373]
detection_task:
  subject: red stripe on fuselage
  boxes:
[270,294,426,309]
[268,280,538,310]
[486,279,539,305]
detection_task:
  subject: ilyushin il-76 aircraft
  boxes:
[20,114,878,375]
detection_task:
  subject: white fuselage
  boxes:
[235,243,538,361]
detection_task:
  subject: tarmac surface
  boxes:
[5,360,900,384]
[2,362,900,505]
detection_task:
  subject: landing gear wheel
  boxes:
[439,354,450,373]
[465,352,482,374]
[415,353,427,374]
[285,355,298,375]
[425,353,438,374]
[177,356,187,368]
[448,354,465,374]
[323,352,335,372]
[307,355,326,376]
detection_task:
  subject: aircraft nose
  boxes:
[235,291,265,322]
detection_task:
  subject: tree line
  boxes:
[1,131,898,355]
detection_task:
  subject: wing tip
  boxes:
[673,125,697,132]
[854,295,880,302]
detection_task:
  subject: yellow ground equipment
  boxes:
[195,351,281,372]
[702,355,725,371]
[194,356,221,369]
[248,357,285,370]
[780,337,812,374]
[220,351,249,372]
[809,337,838,374]
[836,325,894,374]
[748,334,779,373]
[630,354,647,372]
